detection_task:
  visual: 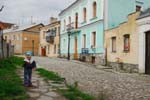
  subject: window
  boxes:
[75,13,78,29]
[54,44,56,54]
[136,5,141,12]
[83,34,86,48]
[69,16,71,26]
[91,32,96,47]
[64,20,66,31]
[112,37,116,52]
[83,8,87,22]
[124,34,130,52]
[93,2,97,18]
[5,36,7,40]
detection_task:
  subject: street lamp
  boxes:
[67,27,71,60]
[67,26,72,60]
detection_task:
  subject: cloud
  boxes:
[0,0,75,25]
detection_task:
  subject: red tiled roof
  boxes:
[0,21,14,30]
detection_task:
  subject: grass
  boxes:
[36,68,65,82]
[36,68,97,100]
[0,56,28,100]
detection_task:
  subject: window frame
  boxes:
[111,36,117,53]
[123,34,130,52]
[93,2,97,18]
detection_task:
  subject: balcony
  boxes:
[66,22,80,33]
[45,29,56,43]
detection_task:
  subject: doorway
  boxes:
[145,31,150,74]
[41,46,46,56]
[74,37,78,59]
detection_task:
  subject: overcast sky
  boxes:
[0,0,75,25]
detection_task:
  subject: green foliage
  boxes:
[0,56,27,100]
[36,68,65,82]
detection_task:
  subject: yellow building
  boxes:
[3,24,44,55]
[105,12,140,73]
[39,18,60,57]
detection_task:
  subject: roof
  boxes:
[4,23,44,33]
[0,21,14,30]
[138,8,150,19]
[59,0,80,16]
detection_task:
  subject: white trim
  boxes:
[137,17,150,73]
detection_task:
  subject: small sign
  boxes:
[82,48,89,54]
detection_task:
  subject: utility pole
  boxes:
[0,5,4,58]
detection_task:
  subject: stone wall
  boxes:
[108,62,138,73]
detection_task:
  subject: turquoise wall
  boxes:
[107,0,150,29]
[60,0,104,55]
[60,21,104,55]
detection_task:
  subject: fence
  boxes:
[0,36,14,59]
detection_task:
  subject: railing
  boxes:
[45,29,56,43]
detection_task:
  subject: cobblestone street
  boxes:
[35,57,150,100]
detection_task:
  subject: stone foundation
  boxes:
[60,53,106,65]
[108,62,138,73]
[79,53,105,65]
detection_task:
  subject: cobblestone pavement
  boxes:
[17,69,67,100]
[34,56,150,100]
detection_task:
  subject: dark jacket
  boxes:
[23,59,36,69]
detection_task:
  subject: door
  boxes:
[41,47,46,56]
[74,37,78,59]
[145,31,150,74]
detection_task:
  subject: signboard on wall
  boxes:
[81,48,89,54]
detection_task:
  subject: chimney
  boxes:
[50,17,57,24]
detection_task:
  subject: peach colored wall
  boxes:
[105,12,140,64]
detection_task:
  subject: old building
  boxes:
[105,12,140,73]
[3,24,44,55]
[59,0,104,64]
[39,18,60,57]
[137,8,150,74]
[59,0,150,64]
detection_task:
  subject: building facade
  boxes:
[59,0,104,64]
[39,18,60,57]
[137,8,150,74]
[105,12,140,73]
[3,24,43,55]
[59,0,150,64]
